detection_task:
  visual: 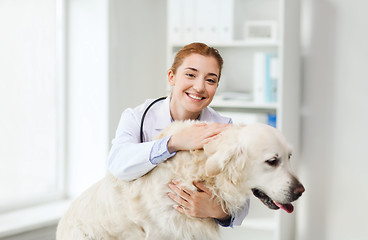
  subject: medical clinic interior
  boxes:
[0,0,367,240]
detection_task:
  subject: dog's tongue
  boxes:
[274,201,294,213]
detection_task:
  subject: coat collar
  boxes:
[154,96,172,131]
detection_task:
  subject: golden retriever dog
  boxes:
[56,121,305,240]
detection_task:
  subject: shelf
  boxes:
[170,40,280,48]
[210,98,278,111]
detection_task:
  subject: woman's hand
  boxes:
[167,180,229,220]
[167,123,229,153]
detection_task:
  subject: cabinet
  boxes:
[166,0,300,239]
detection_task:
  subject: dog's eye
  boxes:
[288,153,292,160]
[265,158,280,167]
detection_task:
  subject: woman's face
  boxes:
[168,53,220,120]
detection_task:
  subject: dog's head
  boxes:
[204,123,305,213]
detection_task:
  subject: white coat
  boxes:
[107,96,231,180]
[107,96,249,226]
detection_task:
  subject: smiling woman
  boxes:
[106,42,250,228]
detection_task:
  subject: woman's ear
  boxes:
[168,70,175,86]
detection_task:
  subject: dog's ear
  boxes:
[204,126,241,176]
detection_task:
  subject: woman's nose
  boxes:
[193,79,205,92]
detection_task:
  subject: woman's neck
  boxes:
[169,101,200,121]
[170,109,200,121]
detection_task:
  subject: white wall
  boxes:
[297,0,368,239]
[66,0,167,198]
[108,0,167,140]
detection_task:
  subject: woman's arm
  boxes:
[107,109,228,181]
[107,108,175,180]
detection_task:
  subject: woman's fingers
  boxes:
[167,192,191,209]
[194,123,228,147]
[203,122,228,134]
[169,180,193,204]
[167,180,228,219]
[168,123,229,152]
[171,180,195,195]
[193,181,211,194]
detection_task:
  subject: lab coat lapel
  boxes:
[199,107,212,122]
[153,96,172,133]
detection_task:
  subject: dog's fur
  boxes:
[56,121,304,240]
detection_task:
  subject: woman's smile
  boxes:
[186,92,206,101]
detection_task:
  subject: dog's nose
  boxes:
[294,184,305,198]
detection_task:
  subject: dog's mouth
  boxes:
[251,188,294,213]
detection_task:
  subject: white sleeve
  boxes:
[106,108,157,181]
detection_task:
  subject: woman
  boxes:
[107,42,249,227]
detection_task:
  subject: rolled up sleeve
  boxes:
[149,136,176,165]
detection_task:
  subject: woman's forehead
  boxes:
[179,54,220,74]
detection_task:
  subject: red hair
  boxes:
[170,42,224,80]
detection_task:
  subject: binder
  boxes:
[168,0,234,43]
[254,53,278,103]
[218,0,233,41]
[182,0,197,42]
[269,55,279,102]
[168,0,183,43]
[196,0,219,41]
[253,52,266,103]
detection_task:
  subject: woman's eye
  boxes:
[206,79,217,84]
[186,73,195,78]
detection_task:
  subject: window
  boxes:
[0,0,65,211]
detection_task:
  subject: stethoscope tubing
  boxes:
[140,96,167,143]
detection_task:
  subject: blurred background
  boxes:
[0,0,367,239]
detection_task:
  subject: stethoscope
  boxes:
[140,96,167,143]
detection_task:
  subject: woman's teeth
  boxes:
[187,93,202,100]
